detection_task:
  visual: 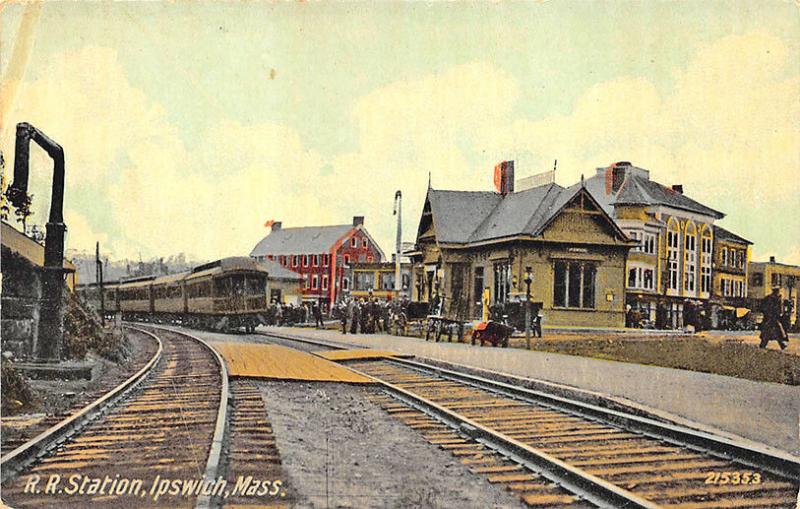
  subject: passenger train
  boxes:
[77,257,271,333]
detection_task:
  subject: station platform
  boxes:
[209,343,372,384]
[314,349,412,362]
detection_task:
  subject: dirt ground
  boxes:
[259,380,526,509]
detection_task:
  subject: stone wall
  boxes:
[1,248,41,358]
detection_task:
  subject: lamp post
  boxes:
[524,266,533,350]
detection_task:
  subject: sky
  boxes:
[1,1,798,264]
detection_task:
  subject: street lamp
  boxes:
[524,266,533,350]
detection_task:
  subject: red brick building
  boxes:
[249,216,384,309]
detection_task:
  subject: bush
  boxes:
[1,357,34,414]
[63,292,130,363]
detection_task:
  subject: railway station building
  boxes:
[250,216,385,310]
[408,163,635,328]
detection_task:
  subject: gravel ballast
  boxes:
[259,380,527,509]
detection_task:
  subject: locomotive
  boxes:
[77,257,272,333]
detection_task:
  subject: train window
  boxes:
[247,277,264,295]
[215,277,232,296]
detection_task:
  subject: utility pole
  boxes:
[6,123,67,361]
[393,191,402,299]
[96,241,105,326]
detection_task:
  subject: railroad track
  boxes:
[1,326,227,509]
[260,330,800,509]
[0,335,160,457]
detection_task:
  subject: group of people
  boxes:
[263,301,324,327]
[334,297,408,335]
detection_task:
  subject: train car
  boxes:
[76,282,121,318]
[183,257,270,332]
[118,276,156,320]
[103,285,120,314]
[78,257,273,333]
[152,271,189,318]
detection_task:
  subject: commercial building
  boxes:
[583,162,750,328]
[712,226,752,308]
[408,162,634,327]
[748,256,799,330]
[250,216,384,310]
[350,260,412,301]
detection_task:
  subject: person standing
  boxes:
[760,286,788,350]
[350,300,360,334]
[313,302,324,328]
[339,301,348,334]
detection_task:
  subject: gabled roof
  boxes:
[421,183,629,246]
[258,258,304,281]
[714,225,752,245]
[425,190,501,243]
[614,174,724,218]
[584,168,724,219]
[250,224,353,256]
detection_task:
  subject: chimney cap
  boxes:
[271,221,282,231]
[671,184,684,194]
[769,255,776,263]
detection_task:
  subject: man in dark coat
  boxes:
[350,300,360,334]
[760,287,788,349]
[312,302,324,328]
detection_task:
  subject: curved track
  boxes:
[261,330,800,509]
[1,326,227,509]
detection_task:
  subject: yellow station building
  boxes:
[409,166,635,328]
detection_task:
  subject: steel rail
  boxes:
[136,324,230,509]
[0,325,163,484]
[390,356,800,481]
[259,330,800,481]
[346,362,659,509]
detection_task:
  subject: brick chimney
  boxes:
[671,184,684,194]
[271,221,282,232]
[353,216,364,227]
[604,161,630,194]
[493,161,515,196]
[770,255,776,263]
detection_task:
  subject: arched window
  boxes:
[700,226,712,295]
[666,219,681,292]
[684,222,697,293]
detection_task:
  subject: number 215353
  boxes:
[704,471,761,485]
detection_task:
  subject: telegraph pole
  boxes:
[393,191,402,299]
[96,241,105,326]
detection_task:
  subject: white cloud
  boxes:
[3,32,797,266]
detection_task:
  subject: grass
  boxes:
[513,336,799,385]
